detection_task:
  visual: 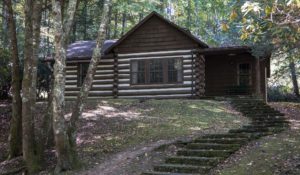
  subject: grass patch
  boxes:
[215,102,300,175]
[215,130,300,175]
[70,99,248,167]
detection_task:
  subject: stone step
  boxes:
[165,156,222,166]
[243,111,283,115]
[177,149,233,157]
[240,110,279,114]
[142,172,195,175]
[242,125,286,133]
[249,115,286,119]
[234,105,273,109]
[247,123,289,128]
[153,164,211,174]
[239,109,276,113]
[201,133,253,139]
[251,121,289,126]
[231,98,264,101]
[267,127,286,133]
[187,143,241,150]
[245,113,285,117]
[194,138,249,144]
[229,127,270,133]
[251,118,288,122]
[231,102,266,106]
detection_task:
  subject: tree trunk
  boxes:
[82,1,87,40]
[289,60,300,97]
[187,0,191,30]
[31,0,43,114]
[255,58,262,96]
[106,5,112,39]
[5,0,22,159]
[121,12,126,36]
[51,0,79,172]
[2,2,8,47]
[68,0,111,155]
[22,0,41,173]
[113,10,118,39]
[195,0,200,36]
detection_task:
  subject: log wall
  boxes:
[65,58,115,100]
[64,50,202,99]
[116,50,197,99]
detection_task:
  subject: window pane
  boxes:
[168,58,182,83]
[132,60,145,84]
[149,59,163,83]
[131,61,138,84]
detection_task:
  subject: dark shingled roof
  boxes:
[66,40,117,60]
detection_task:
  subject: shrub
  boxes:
[268,85,300,102]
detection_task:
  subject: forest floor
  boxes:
[0,99,247,174]
[2,100,298,175]
[211,102,300,175]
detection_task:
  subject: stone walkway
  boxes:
[142,97,290,175]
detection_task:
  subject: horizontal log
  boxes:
[65,92,113,97]
[66,86,113,91]
[117,50,193,58]
[65,96,112,101]
[118,90,192,96]
[118,74,130,79]
[118,84,191,90]
[95,70,114,75]
[118,94,192,99]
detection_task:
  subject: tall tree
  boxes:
[289,59,300,97]
[121,11,126,36]
[22,0,43,173]
[106,5,112,39]
[5,0,22,159]
[69,0,111,159]
[51,0,79,172]
[113,9,118,39]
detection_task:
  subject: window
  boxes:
[78,63,89,87]
[131,58,183,85]
[149,59,164,83]
[238,63,251,86]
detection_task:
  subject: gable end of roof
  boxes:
[105,11,208,54]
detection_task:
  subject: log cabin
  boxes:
[47,11,270,100]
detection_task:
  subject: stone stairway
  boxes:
[142,97,289,175]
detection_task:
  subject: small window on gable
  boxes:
[238,63,251,86]
[77,63,89,87]
[131,58,183,85]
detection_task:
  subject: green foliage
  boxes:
[268,85,300,102]
[229,0,300,57]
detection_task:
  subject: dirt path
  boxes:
[77,138,182,175]
[76,124,233,175]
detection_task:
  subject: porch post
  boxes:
[195,53,205,97]
[255,58,262,97]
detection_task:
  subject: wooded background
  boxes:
[0,0,299,174]
[0,0,299,100]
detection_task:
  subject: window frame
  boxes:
[237,63,252,86]
[130,58,183,86]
